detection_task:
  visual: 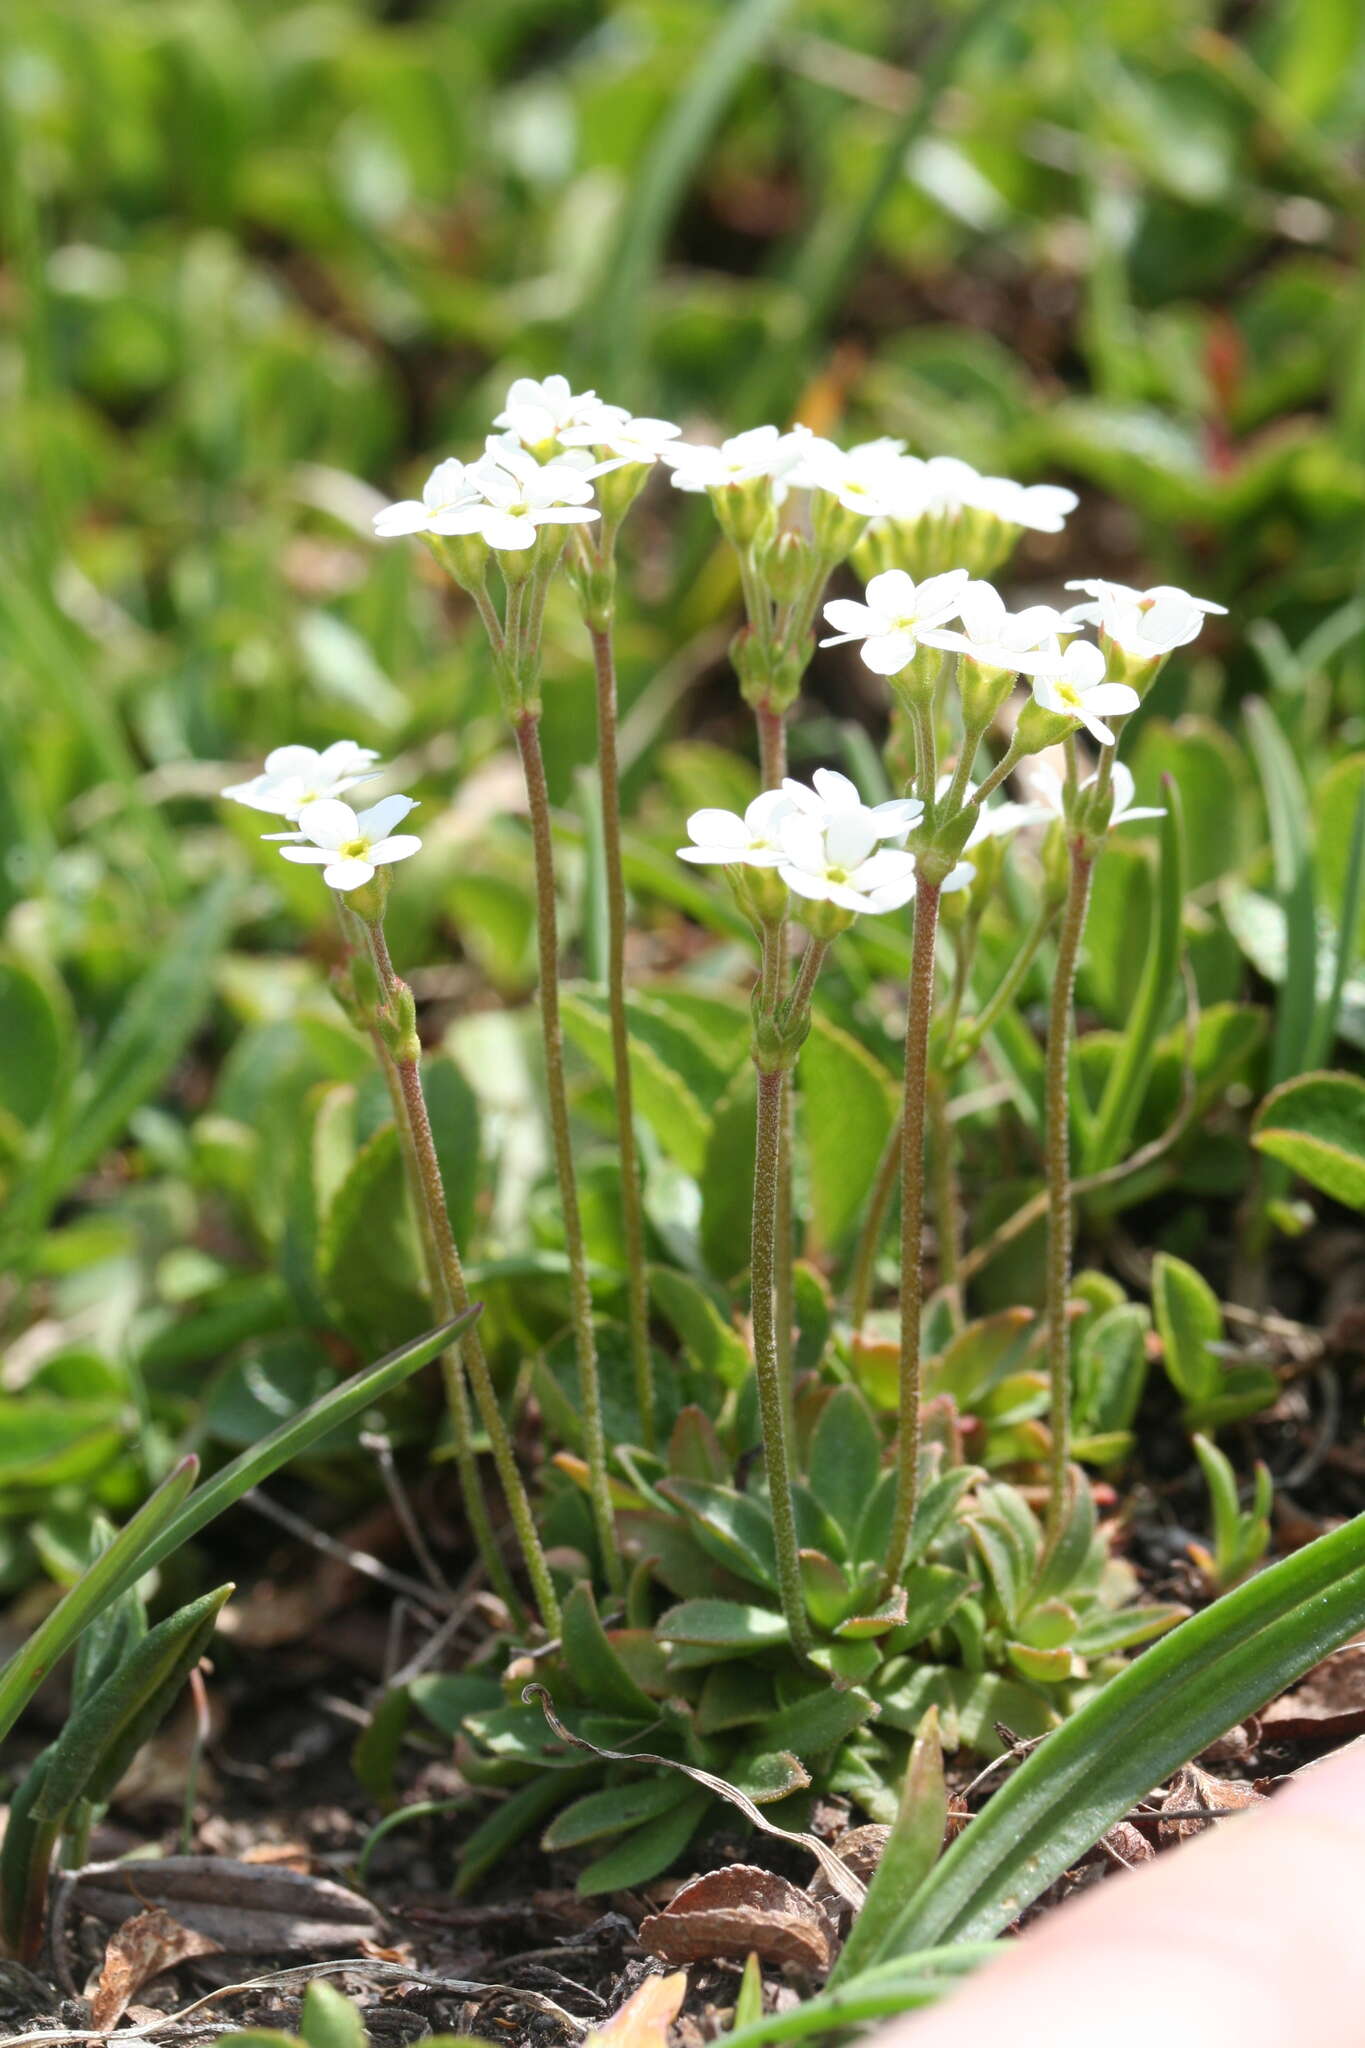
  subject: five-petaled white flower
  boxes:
[558,410,682,464]
[677,789,797,867]
[1063,579,1226,660]
[664,424,803,494]
[821,568,970,676]
[781,766,923,845]
[985,479,1078,534]
[372,458,482,539]
[437,441,603,553]
[920,580,1069,672]
[277,795,422,893]
[222,742,381,818]
[784,435,908,518]
[493,375,614,449]
[777,808,920,915]
[1021,639,1139,746]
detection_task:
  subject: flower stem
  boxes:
[752,1059,811,1659]
[589,622,655,1452]
[364,921,560,1633]
[882,876,942,1594]
[753,697,794,1393]
[513,708,623,1594]
[1043,836,1095,1542]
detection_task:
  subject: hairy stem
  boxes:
[589,622,655,1451]
[752,1058,811,1658]
[365,922,558,1631]
[1044,837,1095,1541]
[882,877,943,1594]
[513,709,622,1593]
[754,696,794,1392]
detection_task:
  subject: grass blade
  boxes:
[0,1457,198,1748]
[869,1509,1365,1955]
[581,0,792,396]
[1244,697,1317,1087]
[1083,776,1185,1171]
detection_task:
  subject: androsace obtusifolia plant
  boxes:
[183,389,1365,1925]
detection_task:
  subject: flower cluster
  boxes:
[679,767,964,918]
[221,742,424,895]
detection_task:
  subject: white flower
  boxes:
[935,774,1052,849]
[986,479,1078,534]
[558,411,682,464]
[373,458,483,539]
[677,788,797,867]
[277,795,422,892]
[1033,760,1167,830]
[435,441,603,552]
[783,435,908,518]
[777,808,919,915]
[1020,639,1140,746]
[780,766,922,845]
[1063,579,1226,660]
[222,742,381,819]
[663,424,803,494]
[493,374,616,448]
[821,568,970,676]
[920,580,1070,671]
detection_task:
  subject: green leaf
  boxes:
[408,1672,507,1737]
[650,1266,749,1387]
[562,1583,658,1718]
[299,1981,367,2048]
[1150,1251,1221,1404]
[16,880,235,1243]
[656,1599,788,1657]
[562,988,711,1175]
[455,1770,592,1896]
[352,1686,411,1808]
[1075,1303,1150,1440]
[700,1064,757,1283]
[1252,1070,1365,1208]
[1083,781,1186,1172]
[832,1707,946,1986]
[868,1512,1365,1956]
[543,1774,695,1851]
[0,1455,198,1748]
[659,1478,777,1590]
[1245,698,1317,1088]
[575,1786,711,1895]
[319,1123,428,1357]
[0,959,65,1128]
[798,1015,897,1253]
[808,1386,883,1549]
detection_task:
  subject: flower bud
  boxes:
[708,475,775,547]
[790,895,854,941]
[730,861,789,931]
[1014,696,1077,757]
[959,661,1018,731]
[594,459,651,524]
[766,529,812,606]
[347,870,392,926]
[427,531,488,592]
[809,491,867,562]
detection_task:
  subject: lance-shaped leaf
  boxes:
[1,1584,233,1959]
[865,1510,1365,1957]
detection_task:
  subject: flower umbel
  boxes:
[1063,580,1226,660]
[372,459,483,539]
[277,795,422,892]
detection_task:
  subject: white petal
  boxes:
[746,789,796,833]
[1085,682,1141,716]
[373,501,431,537]
[484,512,539,551]
[322,858,376,891]
[821,598,879,641]
[811,768,861,813]
[298,799,358,850]
[777,815,828,873]
[780,864,834,903]
[278,845,333,865]
[851,847,917,890]
[687,807,748,849]
[369,835,422,865]
[356,794,418,839]
[864,570,917,614]
[825,813,880,868]
[860,630,917,676]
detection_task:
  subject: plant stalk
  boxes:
[1044,836,1095,1541]
[882,876,943,1594]
[589,622,655,1451]
[751,1059,811,1659]
[513,709,623,1593]
[366,922,559,1633]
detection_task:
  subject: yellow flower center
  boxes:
[1057,684,1082,709]
[341,837,371,861]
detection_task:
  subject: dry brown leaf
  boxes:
[239,1843,312,1872]
[88,1909,221,2030]
[584,1970,688,2048]
[1098,1821,1154,1868]
[1157,1763,1263,1844]
[69,1857,384,1956]
[639,1865,836,1975]
[1260,1647,1365,1745]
